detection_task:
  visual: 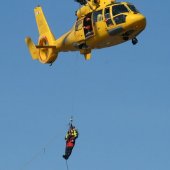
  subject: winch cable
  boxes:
[66,160,69,170]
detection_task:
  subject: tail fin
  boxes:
[34,6,55,44]
[25,37,39,60]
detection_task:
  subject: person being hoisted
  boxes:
[63,121,79,160]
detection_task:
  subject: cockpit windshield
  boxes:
[112,4,129,16]
[127,4,139,13]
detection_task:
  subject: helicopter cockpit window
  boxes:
[93,10,103,23]
[112,4,129,16]
[127,4,139,13]
[105,7,114,27]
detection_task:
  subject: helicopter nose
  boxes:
[126,13,146,31]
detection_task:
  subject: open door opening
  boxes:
[83,13,94,38]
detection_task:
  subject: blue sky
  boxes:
[0,0,170,170]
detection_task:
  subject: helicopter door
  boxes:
[104,7,114,27]
[93,9,106,35]
[75,19,85,42]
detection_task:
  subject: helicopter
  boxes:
[25,0,146,64]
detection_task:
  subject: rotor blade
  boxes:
[74,0,87,5]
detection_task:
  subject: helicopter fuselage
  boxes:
[56,2,146,53]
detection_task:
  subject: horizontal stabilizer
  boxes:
[36,45,56,49]
[25,37,39,60]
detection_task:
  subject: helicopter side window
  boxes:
[75,20,83,31]
[104,7,113,27]
[112,4,129,16]
[127,4,139,13]
[93,10,103,23]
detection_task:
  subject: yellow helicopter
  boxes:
[25,0,146,64]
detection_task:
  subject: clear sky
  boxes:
[0,1,170,170]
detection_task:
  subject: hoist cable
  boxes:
[66,160,69,170]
